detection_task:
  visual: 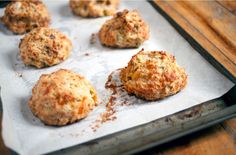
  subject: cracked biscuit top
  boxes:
[19,27,72,68]
[1,0,50,34]
[99,9,149,48]
[120,49,187,100]
[28,69,98,126]
[69,0,120,17]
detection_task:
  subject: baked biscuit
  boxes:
[98,9,149,48]
[19,27,72,68]
[28,69,98,126]
[120,49,187,100]
[69,0,119,17]
[1,0,50,34]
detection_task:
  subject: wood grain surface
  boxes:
[153,0,236,83]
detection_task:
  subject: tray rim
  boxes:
[46,86,236,155]
[5,88,236,155]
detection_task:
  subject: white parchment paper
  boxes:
[0,1,234,154]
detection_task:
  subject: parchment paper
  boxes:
[0,1,234,154]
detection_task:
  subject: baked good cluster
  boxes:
[1,0,187,126]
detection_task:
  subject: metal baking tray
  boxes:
[2,1,236,155]
[3,85,236,155]
[50,87,236,155]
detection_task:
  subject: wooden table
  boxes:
[0,1,236,155]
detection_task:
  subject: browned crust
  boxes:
[28,69,98,126]
[98,9,149,48]
[19,27,72,68]
[1,0,51,34]
[69,0,120,18]
[120,49,187,100]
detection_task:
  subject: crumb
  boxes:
[90,33,97,44]
[85,53,90,56]
[16,72,23,77]
[112,116,117,121]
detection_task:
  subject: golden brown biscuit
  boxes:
[98,9,149,48]
[69,0,120,17]
[28,69,98,126]
[19,27,72,68]
[120,49,187,100]
[1,0,50,34]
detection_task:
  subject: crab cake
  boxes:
[69,0,120,17]
[98,9,149,48]
[120,49,187,100]
[1,0,50,34]
[19,27,72,68]
[28,69,98,126]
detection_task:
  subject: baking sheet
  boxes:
[0,1,234,155]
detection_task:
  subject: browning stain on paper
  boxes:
[89,69,137,132]
[90,33,97,44]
